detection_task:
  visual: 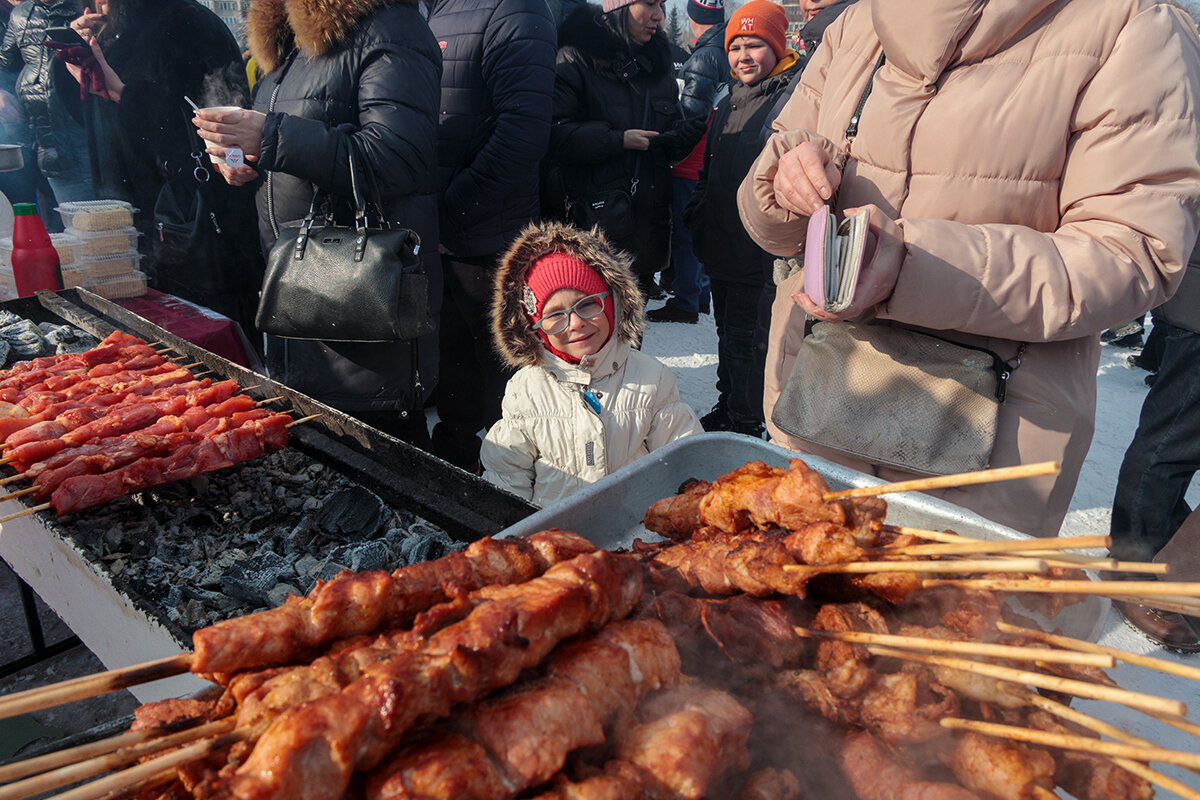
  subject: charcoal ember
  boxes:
[315,558,350,583]
[221,551,289,606]
[0,339,9,368]
[39,322,99,353]
[330,539,390,572]
[0,318,48,361]
[155,540,189,564]
[314,486,388,541]
[0,309,21,327]
[267,583,301,609]
[283,518,319,556]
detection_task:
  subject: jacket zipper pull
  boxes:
[209,211,222,234]
[156,221,164,242]
[582,389,602,416]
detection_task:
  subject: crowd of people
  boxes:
[4,0,1200,647]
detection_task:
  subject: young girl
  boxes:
[481,221,702,506]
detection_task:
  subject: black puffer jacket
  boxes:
[546,4,683,279]
[0,0,87,179]
[248,0,442,413]
[427,0,555,258]
[686,55,802,285]
[677,21,726,120]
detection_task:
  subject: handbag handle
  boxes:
[294,136,387,262]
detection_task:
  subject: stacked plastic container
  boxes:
[0,232,84,300]
[54,200,147,299]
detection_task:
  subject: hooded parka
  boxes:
[737,0,1200,536]
[544,5,684,281]
[246,0,442,414]
[481,222,702,507]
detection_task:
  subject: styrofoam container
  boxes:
[84,269,147,300]
[55,200,136,232]
[66,227,139,258]
[0,233,84,267]
[497,432,1107,642]
[81,250,140,279]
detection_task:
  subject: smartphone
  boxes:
[43,27,87,46]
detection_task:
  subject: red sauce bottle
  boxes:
[11,203,62,297]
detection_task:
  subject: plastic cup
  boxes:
[201,106,243,163]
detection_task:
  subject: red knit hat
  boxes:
[725,0,788,60]
[523,251,615,362]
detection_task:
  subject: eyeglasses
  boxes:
[530,291,611,335]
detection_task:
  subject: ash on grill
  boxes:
[54,447,462,638]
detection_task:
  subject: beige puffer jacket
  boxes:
[737,0,1200,536]
[481,222,702,507]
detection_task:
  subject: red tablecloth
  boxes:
[114,290,261,370]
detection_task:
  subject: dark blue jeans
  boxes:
[711,278,771,434]
[668,177,709,313]
[1110,322,1200,561]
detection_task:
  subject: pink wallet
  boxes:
[803,205,869,313]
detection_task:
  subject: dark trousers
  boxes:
[711,278,772,434]
[1110,322,1200,561]
[668,177,709,313]
[432,252,512,469]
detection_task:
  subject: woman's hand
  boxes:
[193,108,266,162]
[212,161,259,187]
[622,128,659,151]
[792,204,904,321]
[87,38,123,101]
[70,10,106,41]
[775,140,841,216]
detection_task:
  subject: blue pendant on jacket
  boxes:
[582,389,602,416]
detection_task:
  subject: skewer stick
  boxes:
[45,727,250,800]
[866,645,1187,717]
[0,455,15,466]
[1031,788,1057,800]
[0,653,192,721]
[873,535,1110,557]
[0,719,233,800]
[0,486,37,502]
[792,627,1114,667]
[923,578,1200,598]
[286,413,321,428]
[1147,710,1200,743]
[0,726,173,784]
[823,461,1060,500]
[939,717,1200,769]
[783,558,1049,575]
[254,396,285,405]
[1020,690,1200,796]
[996,622,1200,683]
[0,473,26,486]
[0,502,50,524]
[1115,594,1200,617]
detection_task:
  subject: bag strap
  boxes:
[630,89,651,196]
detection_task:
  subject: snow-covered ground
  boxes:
[640,307,1200,539]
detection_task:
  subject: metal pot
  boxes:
[0,144,25,172]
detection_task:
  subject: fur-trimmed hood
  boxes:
[557,3,673,81]
[492,222,646,369]
[247,0,416,72]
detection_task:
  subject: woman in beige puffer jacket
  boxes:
[738,0,1200,536]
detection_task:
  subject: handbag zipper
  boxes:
[917,330,1025,402]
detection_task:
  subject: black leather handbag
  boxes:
[256,140,435,342]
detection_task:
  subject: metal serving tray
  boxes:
[499,432,1107,643]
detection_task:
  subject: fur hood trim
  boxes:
[557,3,673,80]
[492,222,646,369]
[247,0,413,72]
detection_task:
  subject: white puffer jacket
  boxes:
[481,221,702,507]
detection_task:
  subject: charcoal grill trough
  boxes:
[0,288,537,701]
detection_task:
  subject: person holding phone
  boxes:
[0,0,94,216]
[59,0,264,339]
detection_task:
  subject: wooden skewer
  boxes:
[0,502,50,524]
[923,578,1200,598]
[255,396,285,405]
[874,535,1110,557]
[883,526,1163,571]
[939,717,1200,769]
[865,644,1187,717]
[0,472,26,486]
[0,725,174,784]
[0,454,15,466]
[45,727,249,800]
[1115,593,1200,618]
[286,413,321,428]
[1031,788,1057,800]
[0,653,192,721]
[1019,691,1200,794]
[0,719,233,800]
[1147,710,1200,744]
[996,622,1200,683]
[0,486,37,502]
[823,461,1061,500]
[792,627,1114,667]
[783,558,1049,576]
